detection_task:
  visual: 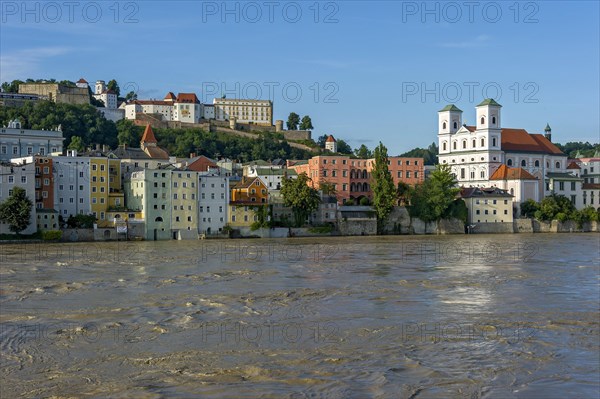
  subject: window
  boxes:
[472,139,476,148]
[443,122,447,129]
[0,146,5,154]
[521,160,526,167]
[504,210,508,214]
[492,116,496,124]
[443,142,447,151]
[507,159,513,166]
[571,182,576,191]
[555,162,560,169]
[480,116,485,125]
[559,182,565,191]
[406,171,411,178]
[453,142,457,150]
[12,146,18,155]
[414,171,418,178]
[492,138,497,147]
[462,141,467,149]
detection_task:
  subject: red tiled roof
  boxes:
[566,161,581,169]
[188,155,217,172]
[141,125,158,144]
[145,146,169,159]
[582,183,600,190]
[490,164,538,180]
[234,176,264,189]
[164,92,176,100]
[501,129,563,154]
[133,100,173,106]
[326,135,336,143]
[176,93,200,103]
[77,78,88,83]
[465,125,476,132]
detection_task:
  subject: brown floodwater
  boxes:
[1,234,599,398]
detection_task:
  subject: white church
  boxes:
[438,99,583,210]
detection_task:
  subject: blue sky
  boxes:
[1,1,598,155]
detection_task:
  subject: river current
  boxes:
[1,234,599,398]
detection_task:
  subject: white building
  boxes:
[1,119,64,161]
[124,92,202,123]
[437,100,582,208]
[51,151,92,217]
[93,80,118,109]
[0,159,37,234]
[576,153,600,209]
[198,170,230,235]
[213,98,273,125]
[325,135,338,153]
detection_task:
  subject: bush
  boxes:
[42,230,63,241]
[308,224,333,234]
[520,199,539,218]
[359,197,370,206]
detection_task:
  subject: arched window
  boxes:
[443,142,447,151]
[462,140,467,149]
[535,160,540,167]
[453,122,458,129]
[453,141,457,150]
[492,138,496,146]
[114,214,121,219]
[492,116,496,124]
[546,162,550,168]
[472,139,476,148]
[507,159,513,166]
[480,170,485,178]
[555,161,560,168]
[510,188,514,195]
[442,122,447,129]
[363,182,368,191]
[481,138,485,147]
[480,116,485,125]
[521,160,527,167]
[362,170,368,179]
[155,217,163,222]
[350,183,355,192]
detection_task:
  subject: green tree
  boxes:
[317,134,328,148]
[397,181,410,205]
[281,173,321,227]
[336,139,353,154]
[107,79,120,97]
[287,112,300,130]
[1,80,23,93]
[299,115,314,130]
[534,194,575,221]
[371,142,397,233]
[68,136,85,152]
[399,142,439,165]
[125,91,138,102]
[117,119,142,147]
[0,187,33,234]
[354,144,372,158]
[319,181,337,197]
[408,164,459,223]
[520,199,540,218]
[250,205,270,230]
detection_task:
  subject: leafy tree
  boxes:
[444,199,468,224]
[359,197,370,206]
[68,136,85,152]
[250,205,270,230]
[399,142,439,165]
[397,181,411,205]
[336,139,353,154]
[117,119,142,147]
[299,115,314,130]
[1,80,23,93]
[88,86,104,107]
[125,91,138,102]
[371,142,397,233]
[534,194,575,221]
[107,79,120,97]
[319,181,337,197]
[572,206,599,228]
[281,173,321,227]
[520,199,539,218]
[0,187,33,234]
[317,134,328,148]
[287,112,300,130]
[66,214,97,228]
[408,164,459,223]
[354,144,372,159]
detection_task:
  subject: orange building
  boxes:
[34,156,54,209]
[288,155,425,204]
[231,176,269,204]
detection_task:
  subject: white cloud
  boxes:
[439,35,490,48]
[0,47,71,82]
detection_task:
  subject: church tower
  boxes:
[438,104,462,155]
[544,123,552,142]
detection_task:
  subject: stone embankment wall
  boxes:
[473,222,514,234]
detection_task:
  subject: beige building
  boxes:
[213,98,273,126]
[18,83,89,105]
[460,187,514,224]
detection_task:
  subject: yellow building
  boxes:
[90,158,125,227]
[460,187,514,224]
[228,203,263,228]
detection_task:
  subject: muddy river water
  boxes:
[1,234,599,398]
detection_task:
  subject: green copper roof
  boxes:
[477,98,502,107]
[544,123,551,132]
[438,104,463,112]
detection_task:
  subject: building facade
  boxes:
[0,159,37,234]
[198,172,230,235]
[213,98,273,125]
[460,187,514,224]
[18,83,89,105]
[1,119,64,161]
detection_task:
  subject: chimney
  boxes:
[96,143,101,151]
[190,152,196,158]
[102,144,108,152]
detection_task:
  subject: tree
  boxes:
[317,134,328,148]
[107,79,120,97]
[1,80,23,93]
[319,181,337,197]
[299,115,314,130]
[281,173,321,227]
[397,181,411,205]
[68,136,85,152]
[408,164,459,224]
[117,119,142,147]
[0,187,33,234]
[125,91,138,102]
[399,142,439,165]
[371,142,397,233]
[520,199,539,218]
[336,139,353,154]
[534,194,575,221]
[354,144,372,159]
[287,112,300,130]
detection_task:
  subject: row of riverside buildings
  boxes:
[1,100,598,237]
